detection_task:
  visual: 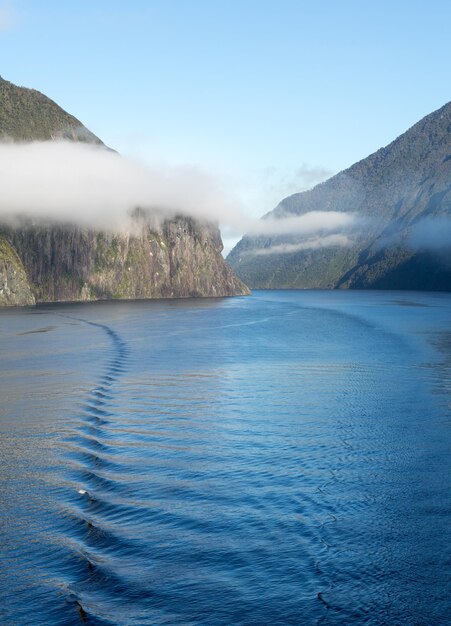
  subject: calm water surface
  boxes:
[0,290,450,625]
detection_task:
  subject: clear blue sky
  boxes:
[1,0,450,243]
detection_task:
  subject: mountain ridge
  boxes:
[228,102,451,291]
[0,75,103,144]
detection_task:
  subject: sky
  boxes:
[0,0,450,252]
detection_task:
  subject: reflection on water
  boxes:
[0,290,450,625]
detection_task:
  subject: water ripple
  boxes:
[1,292,450,625]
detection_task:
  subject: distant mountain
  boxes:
[228,102,451,291]
[0,77,248,306]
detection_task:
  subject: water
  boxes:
[0,290,450,626]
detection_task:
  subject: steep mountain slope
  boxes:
[0,77,248,305]
[228,102,451,291]
[0,76,103,144]
[3,216,246,302]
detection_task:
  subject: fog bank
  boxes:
[0,141,244,230]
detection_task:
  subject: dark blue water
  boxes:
[0,290,450,625]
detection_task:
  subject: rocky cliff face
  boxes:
[0,77,249,305]
[228,102,451,291]
[2,216,247,303]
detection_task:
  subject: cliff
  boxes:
[0,77,249,305]
[228,102,451,291]
[2,216,247,303]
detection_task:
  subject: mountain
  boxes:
[228,102,451,291]
[0,77,249,306]
[0,76,103,144]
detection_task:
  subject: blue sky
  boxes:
[0,0,450,249]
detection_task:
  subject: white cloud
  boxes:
[0,141,361,260]
[0,141,243,230]
[245,210,357,237]
[252,234,353,255]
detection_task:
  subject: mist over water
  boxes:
[0,291,450,625]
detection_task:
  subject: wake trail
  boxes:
[53,312,132,624]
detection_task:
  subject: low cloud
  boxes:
[239,210,359,256]
[0,141,244,230]
[252,234,352,255]
[0,140,362,259]
[245,210,357,237]
[409,217,451,251]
